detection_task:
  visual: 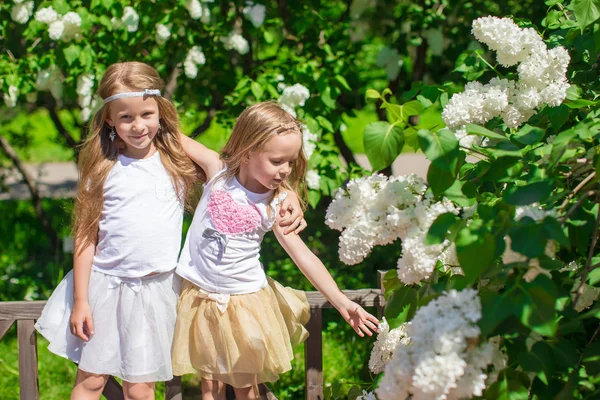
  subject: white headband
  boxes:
[103,89,161,104]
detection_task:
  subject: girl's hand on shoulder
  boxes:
[70,300,94,341]
[337,298,379,337]
[278,190,306,234]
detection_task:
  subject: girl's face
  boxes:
[105,95,160,159]
[242,132,302,193]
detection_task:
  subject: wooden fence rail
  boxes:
[0,277,384,400]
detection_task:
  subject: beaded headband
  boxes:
[103,89,161,104]
[274,121,301,135]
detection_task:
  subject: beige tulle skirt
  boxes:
[171,277,310,388]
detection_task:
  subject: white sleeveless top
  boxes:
[91,151,184,278]
[177,169,279,294]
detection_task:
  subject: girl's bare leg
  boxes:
[123,381,156,400]
[201,378,226,400]
[71,369,108,400]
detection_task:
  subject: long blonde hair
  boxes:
[73,61,200,251]
[221,101,308,208]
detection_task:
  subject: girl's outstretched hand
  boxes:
[337,299,379,337]
[70,300,95,341]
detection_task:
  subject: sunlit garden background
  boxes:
[2,0,600,398]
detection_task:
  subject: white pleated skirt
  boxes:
[35,268,181,383]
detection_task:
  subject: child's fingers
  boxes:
[364,320,379,332]
[74,322,89,341]
[294,218,307,234]
[359,324,374,336]
[283,216,302,234]
[85,315,95,336]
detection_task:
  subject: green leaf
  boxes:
[572,0,600,31]
[321,87,336,109]
[479,290,514,335]
[365,89,380,103]
[234,78,250,91]
[456,229,495,282]
[517,275,558,336]
[503,181,553,206]
[543,217,570,248]
[384,286,418,328]
[403,100,424,118]
[546,104,570,130]
[52,0,70,14]
[334,75,351,91]
[316,116,334,133]
[549,128,577,169]
[347,386,363,400]
[519,341,555,385]
[427,162,455,197]
[582,342,600,375]
[80,46,94,70]
[63,45,81,67]
[251,81,263,100]
[509,221,547,258]
[565,98,599,108]
[513,125,544,145]
[417,128,460,172]
[363,121,404,171]
[443,180,476,207]
[263,30,274,44]
[308,190,321,208]
[486,369,529,400]
[426,213,460,245]
[465,123,507,141]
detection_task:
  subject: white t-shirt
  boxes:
[177,169,277,294]
[91,151,184,278]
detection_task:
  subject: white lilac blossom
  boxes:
[356,391,377,400]
[186,0,203,19]
[514,203,557,221]
[301,123,318,159]
[376,289,494,400]
[48,20,65,40]
[200,4,211,23]
[34,6,58,24]
[184,46,206,79]
[326,174,459,283]
[61,11,82,41]
[122,6,140,32]
[76,73,94,108]
[79,95,101,122]
[36,66,63,100]
[222,32,250,55]
[243,2,266,28]
[4,85,19,108]
[279,83,310,109]
[443,16,570,144]
[155,24,171,45]
[11,1,34,24]
[369,318,410,374]
[305,170,321,190]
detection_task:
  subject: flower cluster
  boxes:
[443,17,570,143]
[377,289,494,400]
[221,32,250,55]
[155,23,172,45]
[4,85,19,108]
[111,6,140,32]
[36,66,63,100]
[301,123,318,159]
[356,391,377,400]
[326,174,460,284]
[76,73,95,121]
[11,0,34,24]
[305,170,321,190]
[184,46,207,79]
[243,2,266,28]
[34,7,82,42]
[368,318,411,374]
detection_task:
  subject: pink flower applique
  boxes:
[208,189,262,234]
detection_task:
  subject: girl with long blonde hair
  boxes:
[174,101,380,400]
[34,63,305,400]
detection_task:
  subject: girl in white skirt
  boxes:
[174,102,380,400]
[34,63,304,400]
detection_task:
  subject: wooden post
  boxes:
[0,319,14,341]
[377,270,387,319]
[304,307,323,400]
[17,320,39,400]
